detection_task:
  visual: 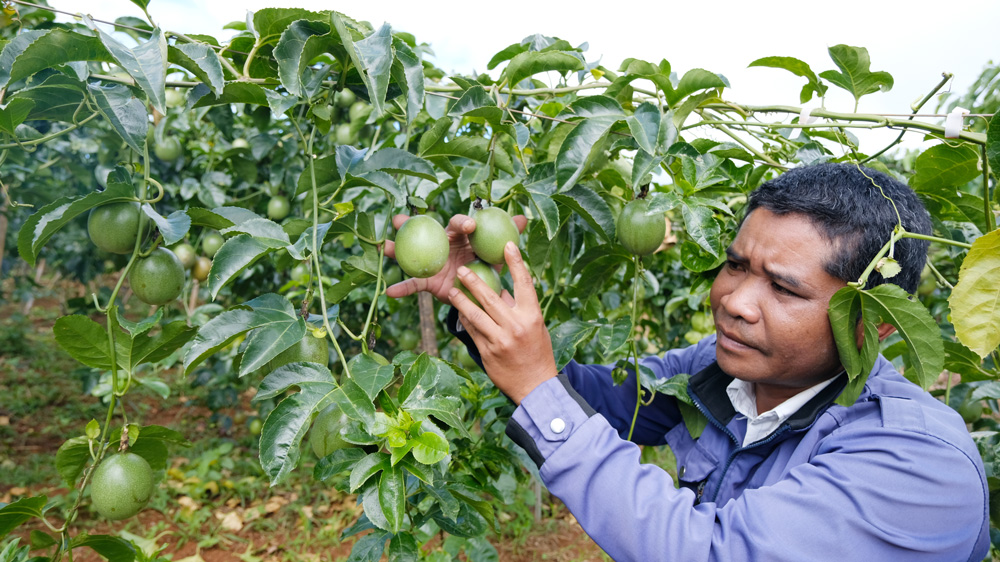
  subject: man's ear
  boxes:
[854,321,897,347]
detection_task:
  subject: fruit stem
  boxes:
[626,254,643,442]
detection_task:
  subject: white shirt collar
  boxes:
[726,376,838,446]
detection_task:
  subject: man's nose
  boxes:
[720,278,761,324]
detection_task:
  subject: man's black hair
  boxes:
[746,162,932,293]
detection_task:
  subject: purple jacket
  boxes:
[500,334,990,561]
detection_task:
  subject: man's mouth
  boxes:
[716,325,759,353]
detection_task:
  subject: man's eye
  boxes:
[726,260,743,271]
[772,282,797,296]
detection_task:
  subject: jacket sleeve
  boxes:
[506,381,989,562]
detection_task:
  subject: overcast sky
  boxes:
[68,0,999,154]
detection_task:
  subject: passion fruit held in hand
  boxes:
[394,215,449,278]
[617,199,666,256]
[454,260,502,307]
[90,452,155,520]
[469,206,519,265]
[129,247,185,305]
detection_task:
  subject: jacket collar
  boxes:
[687,362,849,432]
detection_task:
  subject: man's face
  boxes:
[709,209,847,394]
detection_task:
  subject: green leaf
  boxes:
[664,68,727,107]
[55,436,90,487]
[87,82,149,154]
[0,30,113,90]
[390,37,424,127]
[254,7,331,38]
[168,42,225,96]
[0,98,34,135]
[550,319,600,370]
[818,45,893,104]
[626,102,662,156]
[524,185,560,240]
[314,448,367,480]
[260,380,333,486]
[987,110,1000,178]
[950,229,1000,357]
[89,20,167,114]
[0,495,47,538]
[274,19,338,98]
[141,205,190,246]
[54,315,113,369]
[410,430,449,465]
[7,74,87,123]
[748,56,827,103]
[503,50,583,87]
[387,533,419,562]
[351,452,390,492]
[555,115,622,190]
[116,321,196,371]
[401,395,471,440]
[191,82,270,108]
[447,85,515,139]
[421,136,515,176]
[828,286,876,379]
[863,284,944,389]
[17,173,134,267]
[184,309,257,374]
[338,17,392,118]
[378,465,406,533]
[551,184,615,242]
[597,317,632,358]
[207,234,273,299]
[347,527,390,561]
[910,143,981,192]
[350,147,437,183]
[69,533,136,562]
[350,354,396,402]
[679,202,723,257]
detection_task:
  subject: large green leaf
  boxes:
[664,68,728,107]
[274,19,339,98]
[390,37,424,126]
[7,74,87,122]
[447,85,515,139]
[191,82,270,108]
[0,98,34,135]
[338,18,392,118]
[864,284,944,389]
[421,135,515,176]
[0,495,47,538]
[503,50,583,87]
[168,42,225,96]
[16,178,134,267]
[259,371,336,486]
[680,202,723,257]
[207,234,273,299]
[87,82,149,154]
[89,20,167,114]
[0,29,113,89]
[141,205,190,246]
[116,321,196,372]
[54,315,113,369]
[626,102,662,156]
[55,436,91,487]
[550,318,600,370]
[987,110,1000,180]
[950,229,1000,357]
[378,465,406,533]
[350,354,396,401]
[551,184,616,242]
[748,56,827,103]
[314,448,368,480]
[818,45,893,105]
[69,533,136,562]
[554,98,624,190]
[910,143,981,192]
[828,286,878,380]
[347,147,437,183]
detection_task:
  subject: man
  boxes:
[386,163,990,561]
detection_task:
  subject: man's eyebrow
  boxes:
[724,247,803,289]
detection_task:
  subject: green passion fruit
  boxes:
[394,215,449,278]
[454,260,502,307]
[171,243,197,270]
[201,232,224,258]
[469,207,519,265]
[267,195,290,220]
[309,404,352,458]
[88,202,142,254]
[154,137,183,162]
[192,256,212,282]
[617,199,666,256]
[90,452,155,520]
[129,248,185,305]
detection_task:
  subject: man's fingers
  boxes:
[391,214,409,230]
[503,241,539,308]
[512,214,528,234]
[449,287,500,341]
[383,239,396,260]
[385,277,427,299]
[447,214,476,238]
